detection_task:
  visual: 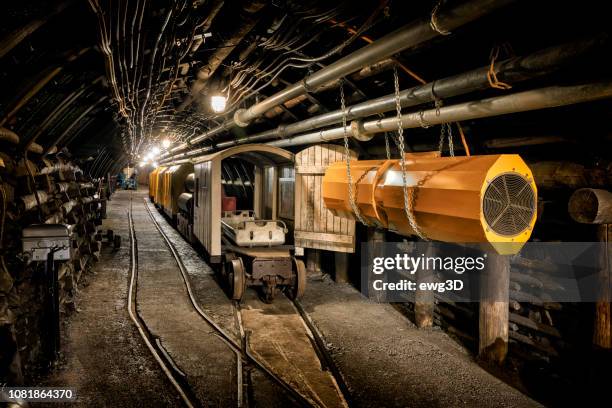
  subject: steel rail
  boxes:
[288,296,352,408]
[126,196,197,408]
[142,198,314,408]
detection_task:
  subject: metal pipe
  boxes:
[163,0,514,157]
[233,0,514,126]
[168,120,234,153]
[161,37,603,163]
[242,37,603,143]
[268,82,612,147]
[234,0,511,126]
[181,1,265,110]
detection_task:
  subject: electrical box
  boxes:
[22,224,73,261]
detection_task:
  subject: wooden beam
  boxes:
[569,188,612,224]
[569,189,612,348]
[334,252,349,283]
[594,224,611,349]
[0,1,73,58]
[415,246,435,328]
[479,253,510,364]
[294,231,354,244]
[366,227,385,301]
[306,249,322,276]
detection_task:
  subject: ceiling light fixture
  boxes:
[210,95,227,113]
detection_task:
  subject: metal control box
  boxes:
[22,224,73,261]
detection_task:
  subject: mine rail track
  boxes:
[137,196,325,407]
[127,197,197,407]
[289,297,353,407]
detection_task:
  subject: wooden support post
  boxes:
[569,188,612,348]
[306,249,322,277]
[415,246,435,328]
[366,227,385,300]
[334,252,349,283]
[479,253,510,364]
[594,224,611,348]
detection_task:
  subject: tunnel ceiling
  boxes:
[1,0,611,177]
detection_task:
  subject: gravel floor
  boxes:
[36,189,540,408]
[37,191,180,407]
[299,275,541,408]
[132,194,238,406]
[37,190,294,407]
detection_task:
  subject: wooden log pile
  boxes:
[0,150,108,381]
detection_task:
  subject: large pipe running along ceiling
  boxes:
[162,0,515,158]
[1,0,611,174]
[160,37,604,163]
[267,82,612,148]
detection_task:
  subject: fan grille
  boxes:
[483,173,536,236]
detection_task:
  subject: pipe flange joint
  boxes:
[350,120,373,142]
[234,109,251,127]
[277,124,287,139]
[301,78,314,94]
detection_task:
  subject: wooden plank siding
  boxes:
[294,144,357,253]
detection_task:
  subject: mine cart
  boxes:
[192,144,305,302]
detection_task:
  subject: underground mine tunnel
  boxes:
[1,0,611,407]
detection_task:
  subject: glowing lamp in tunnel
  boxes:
[211,95,227,113]
[162,139,171,149]
[139,161,146,167]
[151,146,161,155]
[152,161,159,168]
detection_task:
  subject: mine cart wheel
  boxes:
[228,258,245,301]
[221,253,236,279]
[288,258,306,300]
[106,229,114,242]
[113,235,122,250]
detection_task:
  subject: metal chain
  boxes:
[438,120,446,153]
[435,97,455,157]
[393,67,427,240]
[340,81,369,226]
[447,123,455,157]
[384,133,391,160]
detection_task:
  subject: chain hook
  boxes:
[393,66,428,240]
[340,80,370,227]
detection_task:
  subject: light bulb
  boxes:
[210,95,227,113]
[162,139,171,149]
[152,161,159,167]
[151,146,161,155]
[139,161,146,167]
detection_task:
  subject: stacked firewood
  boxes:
[0,150,107,381]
